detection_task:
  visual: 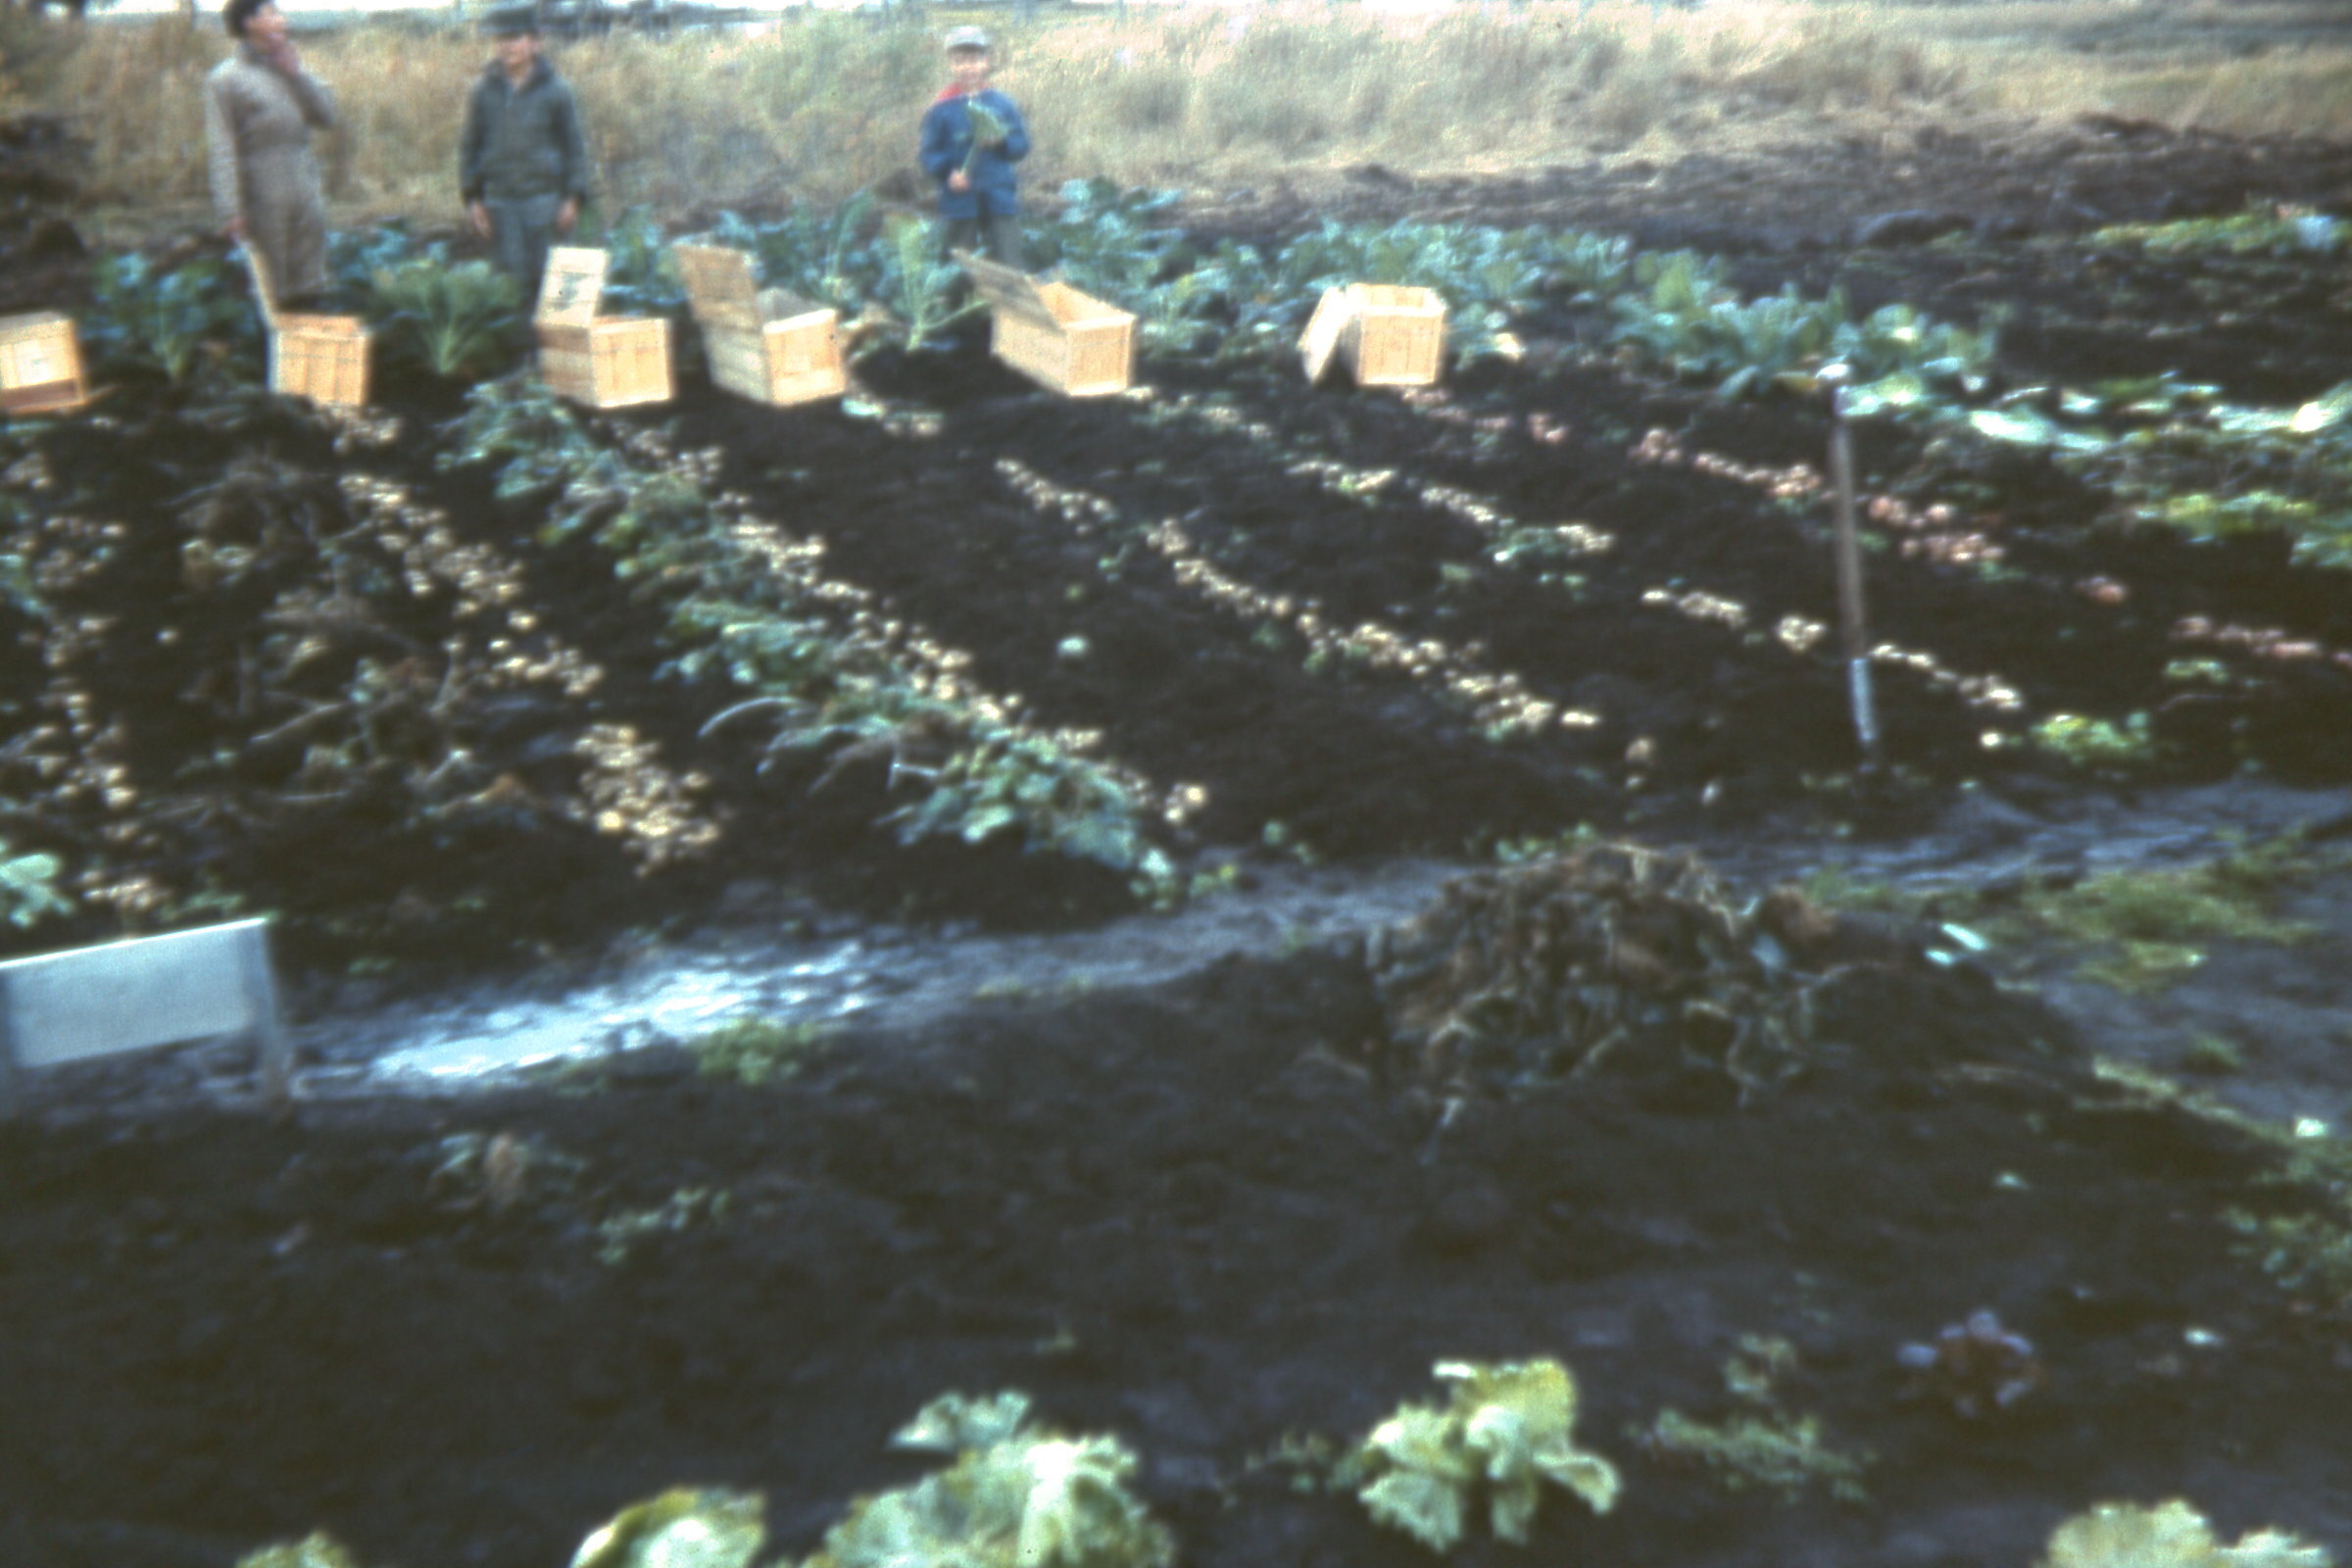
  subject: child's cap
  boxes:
[944,24,990,52]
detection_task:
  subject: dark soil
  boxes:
[5,939,2351,1568]
[6,108,2352,1568]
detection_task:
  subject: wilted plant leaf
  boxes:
[1359,1463,1471,1553]
[1354,1359,1618,1553]
[2042,1498,2332,1568]
[235,1535,369,1568]
[813,1392,1172,1568]
[894,1390,1036,1453]
[570,1488,766,1568]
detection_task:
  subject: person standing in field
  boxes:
[460,6,591,311]
[206,0,337,307]
[919,25,1030,270]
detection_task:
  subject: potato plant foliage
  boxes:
[445,380,1179,898]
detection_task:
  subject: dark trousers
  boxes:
[486,191,564,310]
[941,211,1024,271]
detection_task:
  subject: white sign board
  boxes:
[0,918,288,1116]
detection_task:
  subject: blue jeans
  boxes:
[486,192,564,309]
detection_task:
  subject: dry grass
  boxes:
[15,0,2352,231]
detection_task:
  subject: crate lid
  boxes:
[275,314,370,339]
[1034,280,1132,327]
[674,244,766,335]
[1299,285,1355,385]
[757,287,829,325]
[1348,282,1446,316]
[538,248,612,328]
[957,251,1062,335]
[0,310,74,336]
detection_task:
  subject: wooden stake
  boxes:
[1826,371,1881,766]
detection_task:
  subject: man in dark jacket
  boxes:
[917,25,1030,270]
[460,7,591,309]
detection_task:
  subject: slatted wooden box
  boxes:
[959,252,1135,398]
[537,247,673,410]
[270,313,370,408]
[245,247,372,409]
[1301,283,1447,388]
[675,244,845,408]
[0,311,90,416]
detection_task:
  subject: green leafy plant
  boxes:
[2038,1498,2332,1568]
[366,252,523,379]
[1982,844,2316,994]
[1610,254,1988,400]
[2089,207,2342,259]
[597,1187,729,1267]
[1636,1336,1871,1502]
[2088,1059,2352,1321]
[586,206,689,319]
[86,253,255,384]
[887,214,984,353]
[690,1016,831,1087]
[445,382,1178,901]
[713,192,886,318]
[0,840,71,929]
[1352,1359,1620,1553]
[808,1391,1174,1568]
[326,220,426,308]
[962,97,1009,176]
[572,1489,767,1568]
[2227,1208,2352,1314]
[2030,712,2157,771]
[1641,1410,1869,1503]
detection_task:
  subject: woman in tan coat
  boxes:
[205,0,336,306]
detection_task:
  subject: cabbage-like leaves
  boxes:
[2041,1498,2333,1568]
[235,1536,368,1568]
[1360,1400,1479,1551]
[814,1392,1173,1568]
[1356,1359,1620,1552]
[894,1391,1037,1454]
[570,1488,766,1568]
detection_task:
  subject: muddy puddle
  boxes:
[226,776,2350,1128]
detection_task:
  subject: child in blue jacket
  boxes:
[918,26,1031,270]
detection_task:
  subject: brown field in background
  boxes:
[3,0,2350,234]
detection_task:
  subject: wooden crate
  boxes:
[0,312,89,416]
[675,244,845,408]
[270,313,370,408]
[1301,283,1446,388]
[243,248,371,410]
[959,252,1135,397]
[536,247,673,410]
